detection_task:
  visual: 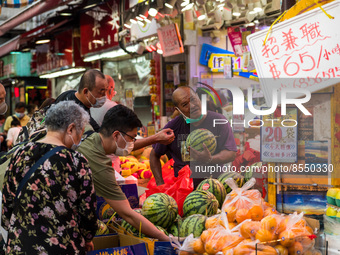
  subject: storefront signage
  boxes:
[247,0,340,105]
[80,0,126,57]
[130,18,159,40]
[207,53,244,73]
[157,23,184,57]
[260,108,298,162]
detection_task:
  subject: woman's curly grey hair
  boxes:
[45,101,90,133]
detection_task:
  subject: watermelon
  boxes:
[180,214,206,238]
[196,178,227,208]
[120,208,143,234]
[142,193,178,229]
[96,220,109,236]
[167,214,182,236]
[183,190,219,217]
[218,172,244,194]
[155,226,168,236]
[186,128,217,155]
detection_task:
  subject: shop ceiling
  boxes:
[0,0,282,58]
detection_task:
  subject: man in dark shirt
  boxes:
[55,69,107,132]
[150,86,237,187]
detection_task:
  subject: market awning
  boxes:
[0,0,73,37]
[0,18,71,57]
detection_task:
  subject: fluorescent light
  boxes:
[136,16,143,21]
[124,23,131,29]
[181,1,189,7]
[10,51,21,54]
[198,14,206,20]
[148,8,158,17]
[157,49,163,54]
[83,45,139,62]
[36,39,50,44]
[93,40,103,44]
[39,68,86,79]
[145,18,152,23]
[130,19,137,24]
[254,2,262,12]
[137,20,144,26]
[182,2,193,11]
[165,3,173,8]
[140,15,147,19]
[232,6,241,16]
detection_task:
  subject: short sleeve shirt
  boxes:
[3,115,30,132]
[55,90,101,132]
[152,111,237,176]
[77,131,126,200]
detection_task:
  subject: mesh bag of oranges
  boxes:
[189,211,247,255]
[222,178,265,224]
[275,212,317,254]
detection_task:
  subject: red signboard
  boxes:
[36,29,73,75]
[36,29,92,75]
[80,0,128,57]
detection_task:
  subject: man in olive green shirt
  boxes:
[78,104,173,241]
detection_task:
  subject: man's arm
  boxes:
[133,128,174,150]
[104,198,169,241]
[149,149,164,186]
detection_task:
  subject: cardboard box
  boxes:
[89,233,149,255]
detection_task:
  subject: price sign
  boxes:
[247,0,340,105]
[260,108,298,162]
[157,23,184,57]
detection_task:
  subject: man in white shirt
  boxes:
[91,75,118,126]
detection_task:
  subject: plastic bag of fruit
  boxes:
[234,239,278,255]
[222,178,265,224]
[277,212,317,252]
[170,234,197,254]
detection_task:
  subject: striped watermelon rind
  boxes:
[120,208,143,234]
[155,225,169,236]
[183,190,219,217]
[167,214,182,236]
[218,172,244,194]
[186,128,217,155]
[180,214,207,238]
[142,193,178,229]
[196,178,227,209]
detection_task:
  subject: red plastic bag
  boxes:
[146,164,193,216]
[147,159,175,191]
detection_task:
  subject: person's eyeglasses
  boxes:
[118,130,137,142]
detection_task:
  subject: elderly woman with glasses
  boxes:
[2,101,97,254]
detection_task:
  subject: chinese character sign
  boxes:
[261,108,298,162]
[157,23,184,57]
[247,1,340,103]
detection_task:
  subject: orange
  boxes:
[225,206,237,222]
[305,226,314,235]
[299,236,315,250]
[260,245,278,255]
[192,238,205,254]
[205,216,220,229]
[200,230,210,243]
[279,230,296,247]
[255,228,277,243]
[249,204,264,221]
[236,209,251,224]
[294,219,307,228]
[240,221,261,239]
[261,215,279,233]
[216,235,230,251]
[288,242,304,255]
[277,217,289,234]
[234,243,254,255]
[303,250,314,255]
[264,208,279,217]
[228,222,238,229]
[245,190,262,200]
[275,244,289,255]
[234,199,252,210]
[205,238,221,255]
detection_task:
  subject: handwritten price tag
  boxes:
[247,0,340,104]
